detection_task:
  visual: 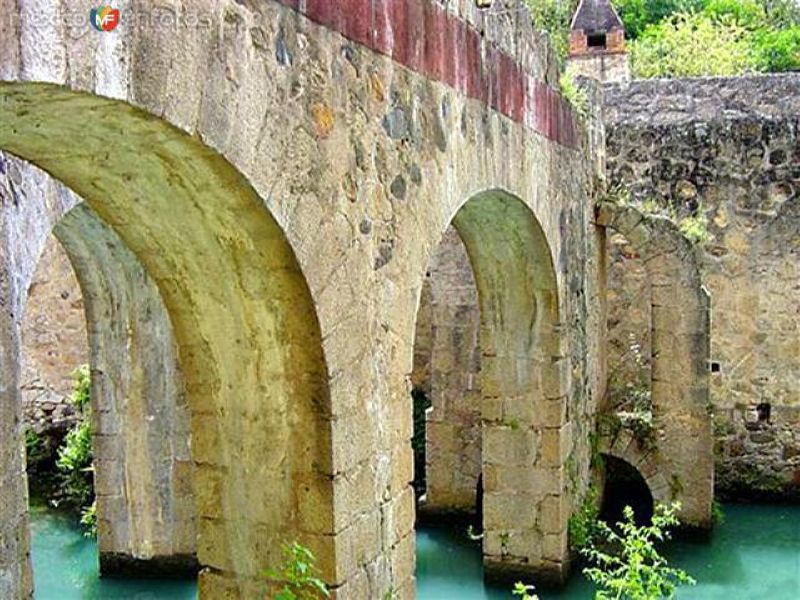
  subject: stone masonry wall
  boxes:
[21,235,87,435]
[0,1,606,596]
[414,226,482,517]
[604,74,800,500]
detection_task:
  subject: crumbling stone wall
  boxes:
[595,202,712,527]
[604,74,800,500]
[0,1,605,597]
[21,236,87,436]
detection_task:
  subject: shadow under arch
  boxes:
[599,453,654,527]
[418,189,569,585]
[0,82,334,596]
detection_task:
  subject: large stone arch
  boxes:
[0,86,334,597]
[4,152,197,576]
[595,202,713,527]
[411,189,569,585]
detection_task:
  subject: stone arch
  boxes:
[598,430,668,508]
[6,154,197,577]
[412,225,482,519]
[595,202,713,527]
[0,84,334,597]
[55,202,196,576]
[414,189,569,585]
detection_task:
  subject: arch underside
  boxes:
[435,190,570,584]
[56,203,197,575]
[0,82,334,596]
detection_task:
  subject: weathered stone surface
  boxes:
[1,155,197,580]
[604,74,800,501]
[0,1,604,597]
[20,236,86,437]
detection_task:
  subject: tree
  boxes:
[630,11,758,77]
[615,0,708,39]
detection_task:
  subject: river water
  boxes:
[30,502,799,599]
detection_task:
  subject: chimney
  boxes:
[567,0,630,83]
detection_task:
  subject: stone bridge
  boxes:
[0,1,707,598]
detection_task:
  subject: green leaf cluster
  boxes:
[55,364,96,534]
[266,542,330,600]
[69,364,91,410]
[568,484,601,552]
[582,502,696,599]
[56,417,94,506]
[80,501,98,539]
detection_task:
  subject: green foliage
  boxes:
[703,0,768,28]
[559,67,589,118]
[616,0,708,39]
[24,427,48,466]
[525,0,579,61]
[57,366,94,506]
[266,542,330,600]
[569,484,601,552]
[631,11,758,78]
[711,500,725,526]
[56,418,94,506]
[762,0,800,28]
[512,582,540,600]
[582,503,696,599]
[678,211,711,245]
[80,501,97,538]
[627,1,799,77]
[69,364,91,410]
[752,25,800,71]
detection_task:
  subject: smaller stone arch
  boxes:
[595,201,713,528]
[597,429,669,508]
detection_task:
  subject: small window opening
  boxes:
[587,33,607,48]
[710,361,721,373]
[756,402,771,422]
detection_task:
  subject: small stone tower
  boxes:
[567,0,630,82]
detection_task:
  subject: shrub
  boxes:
[69,364,91,410]
[80,501,97,538]
[616,0,709,40]
[24,428,49,466]
[752,26,800,71]
[57,364,94,507]
[512,582,540,600]
[582,502,696,599]
[266,542,329,600]
[56,418,94,506]
[525,0,580,61]
[569,484,601,552]
[560,67,589,118]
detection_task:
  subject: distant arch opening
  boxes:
[600,454,654,526]
[411,189,569,585]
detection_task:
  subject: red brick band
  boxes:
[277,0,581,149]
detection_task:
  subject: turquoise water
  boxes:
[29,502,196,599]
[418,504,800,599]
[30,503,800,599]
